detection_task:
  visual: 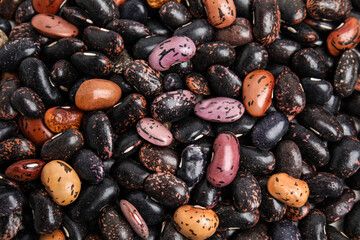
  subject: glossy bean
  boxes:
[144,173,190,208]
[206,132,240,187]
[68,176,119,222]
[41,129,84,161]
[82,111,113,159]
[149,36,196,72]
[202,0,236,28]
[139,142,179,174]
[159,1,192,30]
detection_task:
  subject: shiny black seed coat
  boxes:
[75,0,119,26]
[10,87,45,119]
[292,48,326,79]
[171,115,211,143]
[62,6,93,28]
[29,188,62,234]
[334,50,359,98]
[258,177,286,222]
[274,70,305,118]
[190,177,221,209]
[0,77,20,120]
[18,57,63,107]
[303,172,343,199]
[239,145,276,175]
[173,19,214,46]
[107,93,147,134]
[207,65,242,98]
[328,136,360,178]
[119,0,148,23]
[72,149,105,184]
[319,188,356,223]
[159,1,192,30]
[266,39,301,65]
[177,144,207,187]
[126,191,167,226]
[192,42,236,72]
[41,129,84,161]
[68,176,119,222]
[214,112,256,136]
[215,202,259,231]
[271,219,301,240]
[275,140,302,179]
[0,177,23,217]
[297,104,344,142]
[42,37,87,64]
[71,51,112,77]
[144,173,190,208]
[51,60,81,92]
[112,159,150,190]
[83,26,124,58]
[300,78,333,105]
[284,123,330,167]
[234,42,268,79]
[132,36,167,60]
[113,129,143,159]
[106,19,150,44]
[251,111,289,150]
[83,111,113,160]
[298,209,327,240]
[124,60,163,99]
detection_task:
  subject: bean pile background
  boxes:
[1,0,360,239]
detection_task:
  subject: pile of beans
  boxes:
[1,0,360,239]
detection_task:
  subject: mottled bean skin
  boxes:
[242,70,275,117]
[194,97,245,122]
[144,173,190,208]
[344,201,360,239]
[29,188,63,234]
[327,17,360,56]
[303,172,343,199]
[267,173,309,207]
[274,70,306,120]
[284,123,330,167]
[207,132,240,187]
[151,89,197,122]
[286,201,311,221]
[275,140,302,179]
[5,159,46,182]
[202,0,236,28]
[99,205,135,240]
[319,188,356,223]
[253,0,281,45]
[232,171,262,212]
[41,160,81,206]
[271,219,301,240]
[0,38,40,72]
[306,0,352,22]
[297,104,344,142]
[0,138,37,166]
[334,49,359,97]
[148,36,196,71]
[136,118,173,147]
[173,205,219,240]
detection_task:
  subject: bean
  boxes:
[2,1,360,239]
